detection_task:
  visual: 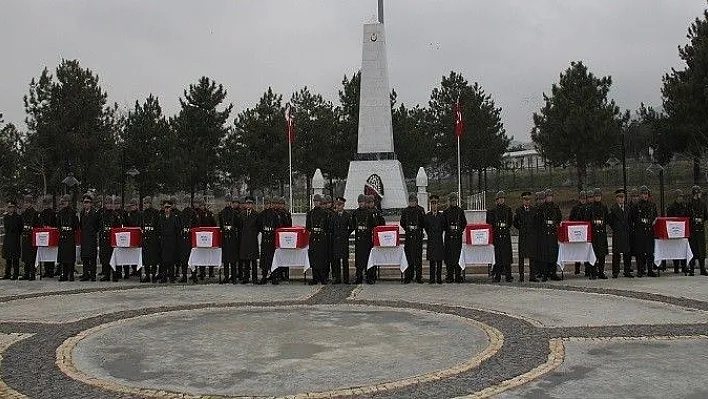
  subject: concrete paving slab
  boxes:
[552,273,708,302]
[0,280,142,298]
[499,337,708,399]
[353,284,708,328]
[0,285,319,323]
[70,305,489,397]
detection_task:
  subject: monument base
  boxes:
[343,160,409,210]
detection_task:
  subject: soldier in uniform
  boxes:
[141,196,161,283]
[688,186,708,276]
[219,195,241,284]
[400,193,426,284]
[19,195,40,280]
[38,195,58,278]
[349,194,374,284]
[538,189,562,281]
[667,189,690,274]
[513,191,535,282]
[424,194,445,284]
[79,193,100,281]
[487,191,513,282]
[629,186,658,277]
[258,196,279,284]
[330,196,352,284]
[306,194,331,285]
[628,187,640,272]
[239,196,260,284]
[587,188,609,279]
[123,198,142,279]
[158,198,181,283]
[274,197,292,282]
[98,196,120,281]
[608,189,633,278]
[2,200,22,280]
[569,191,588,275]
[56,194,79,282]
[178,196,197,283]
[531,191,546,281]
[443,192,467,283]
[366,195,385,283]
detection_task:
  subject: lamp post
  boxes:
[61,172,80,207]
[126,167,140,206]
[647,147,665,216]
[606,157,620,186]
[620,132,628,198]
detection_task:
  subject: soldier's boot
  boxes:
[689,259,696,276]
[220,264,230,284]
[342,262,350,284]
[597,263,608,279]
[647,260,658,277]
[251,262,259,285]
[454,266,463,283]
[131,265,140,277]
[700,260,708,276]
[429,262,436,284]
[140,265,151,283]
[505,264,514,282]
[10,261,20,280]
[673,260,681,274]
[518,262,525,283]
[57,264,67,282]
[529,260,539,282]
[209,266,215,278]
[574,262,581,275]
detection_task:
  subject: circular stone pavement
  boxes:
[64,304,494,398]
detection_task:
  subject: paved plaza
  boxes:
[0,275,707,398]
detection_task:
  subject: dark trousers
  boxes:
[60,263,75,280]
[594,255,607,277]
[429,260,443,283]
[4,258,20,278]
[689,257,706,274]
[611,253,631,276]
[518,256,528,281]
[261,251,274,281]
[404,244,423,282]
[81,257,97,279]
[239,260,258,283]
[673,260,687,273]
[22,259,36,279]
[444,254,462,282]
[636,253,654,276]
[158,263,175,282]
[493,263,512,281]
[331,257,349,283]
[545,262,558,278]
[354,246,370,283]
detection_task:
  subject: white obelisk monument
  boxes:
[343,0,409,209]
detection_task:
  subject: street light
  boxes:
[646,147,666,216]
[62,172,80,207]
[606,157,620,186]
[126,167,140,209]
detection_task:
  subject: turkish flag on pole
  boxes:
[285,104,295,143]
[454,98,464,138]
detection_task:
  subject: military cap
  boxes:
[244,196,255,203]
[323,195,332,203]
[23,194,34,203]
[129,198,138,206]
[521,191,532,198]
[277,197,286,205]
[629,188,639,197]
[429,194,440,202]
[143,196,152,204]
[675,189,684,198]
[42,195,52,206]
[639,185,650,194]
[365,195,375,203]
[593,188,602,196]
[692,185,702,195]
[336,196,346,203]
[264,196,272,205]
[312,194,323,202]
[579,190,587,199]
[614,188,625,196]
[162,198,173,206]
[60,194,71,202]
[544,188,553,196]
[357,194,366,203]
[448,192,458,202]
[408,193,418,202]
[495,190,505,199]
[169,196,178,205]
[82,192,94,201]
[236,196,244,204]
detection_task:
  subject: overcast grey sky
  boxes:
[0,0,705,142]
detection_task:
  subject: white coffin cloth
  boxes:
[187,248,223,270]
[654,238,693,265]
[35,247,58,266]
[458,245,496,270]
[271,247,310,274]
[557,242,597,271]
[109,247,144,271]
[367,246,409,272]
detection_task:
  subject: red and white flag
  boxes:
[285,104,295,143]
[454,98,464,138]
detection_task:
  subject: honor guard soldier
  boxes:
[330,196,352,284]
[79,193,100,281]
[258,196,279,284]
[587,188,610,279]
[2,200,22,280]
[443,192,467,283]
[239,196,260,284]
[98,196,121,281]
[19,195,40,280]
[350,194,375,284]
[570,191,589,275]
[688,186,708,276]
[400,193,426,284]
[539,189,562,281]
[487,191,514,282]
[274,197,292,282]
[608,189,633,278]
[628,187,640,271]
[667,189,690,274]
[629,186,658,277]
[531,191,546,281]
[123,198,142,278]
[179,196,197,283]
[513,191,535,282]
[307,194,331,285]
[158,198,181,283]
[366,195,385,283]
[38,195,58,278]
[57,194,79,282]
[141,196,161,283]
[424,194,445,284]
[219,195,241,284]
[193,196,217,281]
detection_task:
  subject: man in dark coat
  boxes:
[123,198,143,278]
[79,193,100,281]
[513,191,535,282]
[366,195,386,283]
[569,191,588,275]
[258,196,279,284]
[424,194,445,284]
[56,194,79,282]
[2,200,22,280]
[487,191,514,282]
[271,197,292,283]
[141,196,161,283]
[38,195,58,278]
[178,197,197,283]
[608,189,633,278]
[307,194,331,285]
[219,195,241,284]
[629,186,658,277]
[667,189,690,274]
[531,191,546,281]
[628,187,640,271]
[330,197,352,284]
[158,199,181,283]
[443,192,467,283]
[239,196,260,284]
[350,194,375,284]
[99,196,122,282]
[400,193,426,284]
[19,195,40,280]
[688,186,708,276]
[538,189,562,281]
[587,188,610,279]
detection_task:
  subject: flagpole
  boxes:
[457,135,462,205]
[288,139,293,214]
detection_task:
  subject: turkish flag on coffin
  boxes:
[465,224,493,245]
[275,226,309,249]
[110,227,142,248]
[373,225,400,247]
[191,227,222,248]
[557,221,592,243]
[654,217,690,239]
[32,227,59,247]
